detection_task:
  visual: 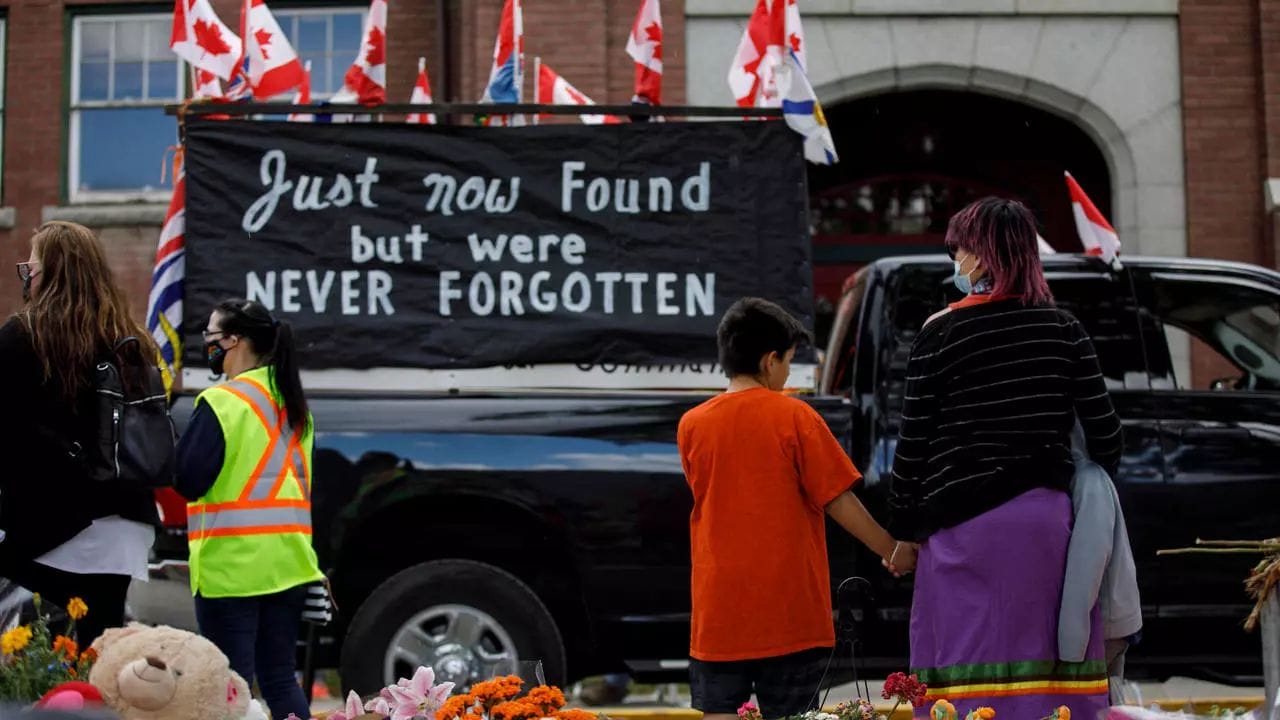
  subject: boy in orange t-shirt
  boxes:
[678,298,916,720]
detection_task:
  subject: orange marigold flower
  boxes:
[492,700,541,720]
[555,709,598,720]
[79,647,98,664]
[66,598,88,621]
[52,635,78,661]
[526,686,566,712]
[437,694,476,720]
[471,677,523,703]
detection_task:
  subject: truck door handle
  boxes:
[1179,427,1253,441]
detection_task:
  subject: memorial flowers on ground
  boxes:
[288,668,597,720]
[0,595,97,702]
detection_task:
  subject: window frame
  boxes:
[0,18,7,203]
[68,12,183,204]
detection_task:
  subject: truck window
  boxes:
[1045,274,1150,389]
[822,267,870,396]
[1138,272,1280,392]
[879,265,953,432]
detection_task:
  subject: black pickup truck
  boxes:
[142,253,1280,694]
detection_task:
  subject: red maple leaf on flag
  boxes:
[789,32,801,53]
[643,21,663,59]
[364,26,385,66]
[194,19,233,57]
[255,28,273,59]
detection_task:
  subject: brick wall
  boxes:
[0,0,687,318]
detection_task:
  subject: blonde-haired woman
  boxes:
[0,221,160,644]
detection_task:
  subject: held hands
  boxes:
[882,540,919,577]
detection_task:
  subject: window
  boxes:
[274,8,365,97]
[1047,274,1151,390]
[1140,272,1280,392]
[70,15,181,201]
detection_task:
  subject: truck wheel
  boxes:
[340,559,567,695]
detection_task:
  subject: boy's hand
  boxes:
[882,541,919,577]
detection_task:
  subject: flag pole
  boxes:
[532,56,541,126]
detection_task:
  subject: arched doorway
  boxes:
[809,90,1112,342]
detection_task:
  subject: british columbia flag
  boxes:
[146,152,187,386]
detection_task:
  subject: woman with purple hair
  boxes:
[888,197,1123,718]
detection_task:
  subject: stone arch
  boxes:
[814,66,1138,244]
[684,13,1185,256]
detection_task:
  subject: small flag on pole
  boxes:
[170,0,242,80]
[239,0,305,99]
[777,50,837,164]
[479,0,524,126]
[626,0,663,105]
[1065,171,1121,266]
[535,61,622,125]
[407,57,436,125]
[331,0,387,105]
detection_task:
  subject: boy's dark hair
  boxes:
[717,298,812,377]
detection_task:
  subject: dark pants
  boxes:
[4,561,130,647]
[195,585,309,720]
[690,647,830,718]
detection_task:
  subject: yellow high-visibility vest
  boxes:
[187,366,323,598]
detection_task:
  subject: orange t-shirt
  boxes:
[678,388,862,661]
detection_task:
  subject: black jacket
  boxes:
[0,317,160,564]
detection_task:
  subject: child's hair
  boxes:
[717,298,812,377]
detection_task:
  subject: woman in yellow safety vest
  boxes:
[176,298,323,720]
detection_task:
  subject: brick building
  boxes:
[0,0,1275,375]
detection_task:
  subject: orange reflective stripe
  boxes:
[221,383,285,502]
[188,498,310,515]
[188,524,313,541]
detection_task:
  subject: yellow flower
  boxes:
[67,597,88,621]
[1,625,33,655]
[975,708,996,720]
[1055,708,1070,720]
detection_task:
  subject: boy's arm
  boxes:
[825,491,916,574]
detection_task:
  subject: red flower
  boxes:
[882,672,928,708]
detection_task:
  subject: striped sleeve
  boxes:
[1067,316,1123,476]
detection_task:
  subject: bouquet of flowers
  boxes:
[289,668,597,720]
[0,595,97,702]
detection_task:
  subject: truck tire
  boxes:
[340,559,567,695]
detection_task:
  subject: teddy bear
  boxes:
[85,624,268,720]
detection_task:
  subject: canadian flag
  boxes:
[535,62,622,125]
[407,58,436,125]
[332,0,386,105]
[288,61,313,122]
[626,0,662,104]
[1065,171,1120,263]
[240,0,305,99]
[728,0,804,108]
[171,0,243,80]
[192,68,223,98]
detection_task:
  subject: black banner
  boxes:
[183,119,812,370]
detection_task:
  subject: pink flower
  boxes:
[365,693,393,716]
[388,666,456,720]
[328,691,368,720]
[738,702,763,720]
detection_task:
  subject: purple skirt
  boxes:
[909,488,1109,719]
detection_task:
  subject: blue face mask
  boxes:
[953,259,974,295]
